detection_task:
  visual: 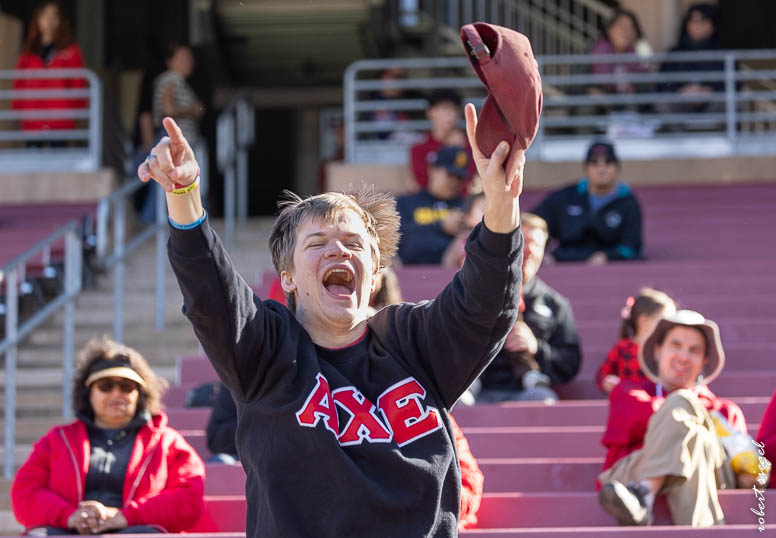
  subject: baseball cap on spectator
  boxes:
[433,146,471,179]
[585,140,619,165]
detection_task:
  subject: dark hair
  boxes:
[22,1,74,54]
[655,323,708,356]
[369,267,403,310]
[72,337,168,419]
[165,42,192,62]
[427,89,462,109]
[619,288,675,340]
[462,192,485,216]
[605,9,644,41]
[677,3,719,49]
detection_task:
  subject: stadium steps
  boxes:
[5,183,776,535]
[0,218,276,534]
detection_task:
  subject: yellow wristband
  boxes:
[171,176,200,195]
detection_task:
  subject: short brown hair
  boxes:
[269,187,401,309]
[521,212,549,236]
[72,337,168,418]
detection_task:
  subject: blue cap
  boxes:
[433,146,471,179]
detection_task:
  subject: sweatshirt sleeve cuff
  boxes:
[476,221,522,259]
[168,212,213,257]
[169,210,207,230]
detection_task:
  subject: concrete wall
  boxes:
[326,156,776,195]
[0,169,118,203]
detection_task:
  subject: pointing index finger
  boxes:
[162,117,188,147]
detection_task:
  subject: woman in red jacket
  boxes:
[11,338,205,535]
[12,1,86,143]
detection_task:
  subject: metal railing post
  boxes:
[3,270,19,479]
[224,161,236,251]
[237,148,248,222]
[155,182,166,331]
[725,53,737,142]
[113,199,126,342]
[62,229,82,421]
[96,199,109,260]
[343,64,357,163]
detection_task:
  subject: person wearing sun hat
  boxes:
[596,310,770,527]
[11,337,205,535]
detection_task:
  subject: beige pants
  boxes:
[598,389,737,527]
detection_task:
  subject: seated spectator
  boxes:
[659,3,724,118]
[368,67,417,142]
[205,380,483,530]
[589,10,651,96]
[410,90,475,189]
[474,213,581,402]
[12,1,86,146]
[596,288,676,394]
[756,389,776,489]
[442,191,486,268]
[397,146,469,265]
[598,310,771,526]
[11,337,205,535]
[533,140,643,263]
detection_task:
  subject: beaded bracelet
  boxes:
[171,176,200,195]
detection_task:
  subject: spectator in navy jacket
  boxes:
[533,140,643,263]
[397,146,470,264]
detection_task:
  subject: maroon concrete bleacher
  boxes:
[187,491,776,532]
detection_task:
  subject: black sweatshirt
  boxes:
[478,276,582,390]
[533,180,643,262]
[168,217,521,538]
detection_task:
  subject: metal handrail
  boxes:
[94,179,168,343]
[1,221,82,479]
[0,68,102,173]
[344,49,776,163]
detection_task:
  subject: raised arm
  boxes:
[372,105,524,408]
[138,118,287,400]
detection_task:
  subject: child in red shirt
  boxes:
[596,288,676,394]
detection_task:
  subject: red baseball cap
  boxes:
[461,23,542,172]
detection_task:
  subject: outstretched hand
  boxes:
[137,117,200,193]
[465,103,522,234]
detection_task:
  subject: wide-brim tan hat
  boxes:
[639,309,725,386]
[85,359,146,388]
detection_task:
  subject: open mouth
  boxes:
[322,267,356,298]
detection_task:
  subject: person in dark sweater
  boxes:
[476,212,581,402]
[137,105,524,538]
[397,145,470,264]
[533,140,643,263]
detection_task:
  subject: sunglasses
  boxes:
[94,378,138,394]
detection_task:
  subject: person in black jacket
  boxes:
[658,3,724,121]
[475,213,581,402]
[205,382,239,464]
[137,105,524,538]
[533,140,643,263]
